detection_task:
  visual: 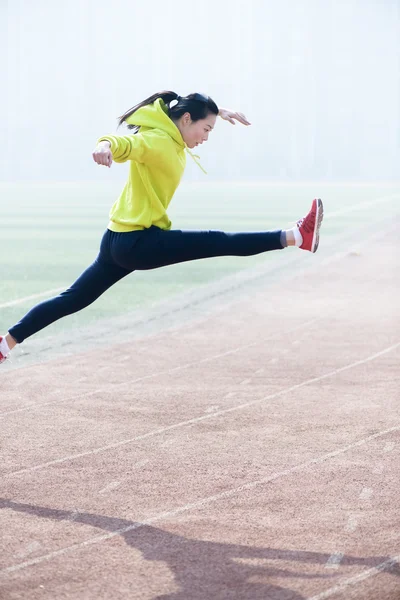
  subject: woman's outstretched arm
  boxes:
[93,131,157,167]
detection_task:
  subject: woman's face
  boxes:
[177,112,217,149]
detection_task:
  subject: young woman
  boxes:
[0,91,323,364]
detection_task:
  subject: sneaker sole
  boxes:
[311,198,324,253]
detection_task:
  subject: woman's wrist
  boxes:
[98,139,111,148]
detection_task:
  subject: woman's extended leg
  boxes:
[151,227,284,269]
[111,227,284,271]
[111,198,323,272]
[6,257,131,346]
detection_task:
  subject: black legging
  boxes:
[9,226,283,343]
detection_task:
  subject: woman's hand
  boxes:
[92,141,113,168]
[218,108,251,126]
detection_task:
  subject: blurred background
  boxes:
[1,0,399,183]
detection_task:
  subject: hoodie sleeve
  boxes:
[97,132,153,164]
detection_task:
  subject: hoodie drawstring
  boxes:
[185,147,208,175]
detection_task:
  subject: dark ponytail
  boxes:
[118,90,219,133]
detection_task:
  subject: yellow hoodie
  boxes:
[98,98,206,232]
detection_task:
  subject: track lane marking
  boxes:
[1,425,399,575]
[2,341,399,478]
[325,552,344,569]
[0,288,65,309]
[344,516,358,533]
[0,318,320,417]
[307,555,400,600]
[359,488,373,501]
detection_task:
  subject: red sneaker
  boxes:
[0,336,8,364]
[297,198,324,253]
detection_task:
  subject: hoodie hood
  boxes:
[125,98,184,147]
[125,98,207,174]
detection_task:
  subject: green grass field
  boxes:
[1,181,399,339]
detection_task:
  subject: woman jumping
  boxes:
[0,91,323,364]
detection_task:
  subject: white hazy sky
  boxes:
[2,0,399,181]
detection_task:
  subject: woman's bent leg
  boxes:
[8,258,131,343]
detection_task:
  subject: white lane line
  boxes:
[344,516,358,533]
[383,441,395,453]
[325,552,344,569]
[0,318,320,418]
[204,405,220,413]
[223,392,237,399]
[0,287,65,309]
[359,487,373,501]
[98,481,122,495]
[239,379,251,386]
[307,555,400,600]
[3,341,399,478]
[1,432,399,576]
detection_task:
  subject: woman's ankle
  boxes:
[284,229,296,246]
[5,333,17,351]
[284,228,303,247]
